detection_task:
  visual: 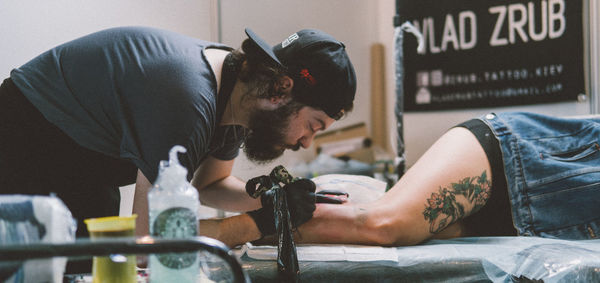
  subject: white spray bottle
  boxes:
[148,145,199,282]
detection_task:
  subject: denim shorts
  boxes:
[480,112,600,240]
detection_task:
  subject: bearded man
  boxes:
[0,26,356,243]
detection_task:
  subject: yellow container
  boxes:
[85,215,137,283]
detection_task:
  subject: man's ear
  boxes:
[266,93,292,108]
[257,76,294,111]
[275,76,294,95]
[261,76,291,106]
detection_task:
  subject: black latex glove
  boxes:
[247,178,317,237]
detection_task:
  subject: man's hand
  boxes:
[247,178,317,236]
[245,165,350,237]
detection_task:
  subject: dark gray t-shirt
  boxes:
[10,26,243,182]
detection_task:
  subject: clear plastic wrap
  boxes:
[242,237,600,282]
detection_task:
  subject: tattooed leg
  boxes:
[423,171,491,234]
[289,127,493,246]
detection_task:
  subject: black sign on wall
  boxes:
[398,0,584,111]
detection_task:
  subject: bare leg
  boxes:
[296,127,492,246]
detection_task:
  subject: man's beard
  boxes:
[243,101,303,164]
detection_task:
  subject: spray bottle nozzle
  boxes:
[156,145,189,190]
[169,145,187,166]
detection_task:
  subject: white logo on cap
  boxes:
[281,33,299,48]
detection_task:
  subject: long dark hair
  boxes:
[230,39,289,100]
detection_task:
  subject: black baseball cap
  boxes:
[245,28,356,120]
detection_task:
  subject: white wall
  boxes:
[0,0,212,78]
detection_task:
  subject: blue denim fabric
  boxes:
[479,112,600,240]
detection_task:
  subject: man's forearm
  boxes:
[197,175,261,212]
[200,214,261,247]
[192,157,261,212]
[133,170,153,237]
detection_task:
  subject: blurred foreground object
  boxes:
[0,195,76,283]
[148,145,200,282]
[1,236,249,283]
[85,215,137,283]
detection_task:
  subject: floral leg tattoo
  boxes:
[423,171,491,233]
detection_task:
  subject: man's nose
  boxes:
[300,132,317,148]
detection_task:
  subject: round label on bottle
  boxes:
[152,207,197,269]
